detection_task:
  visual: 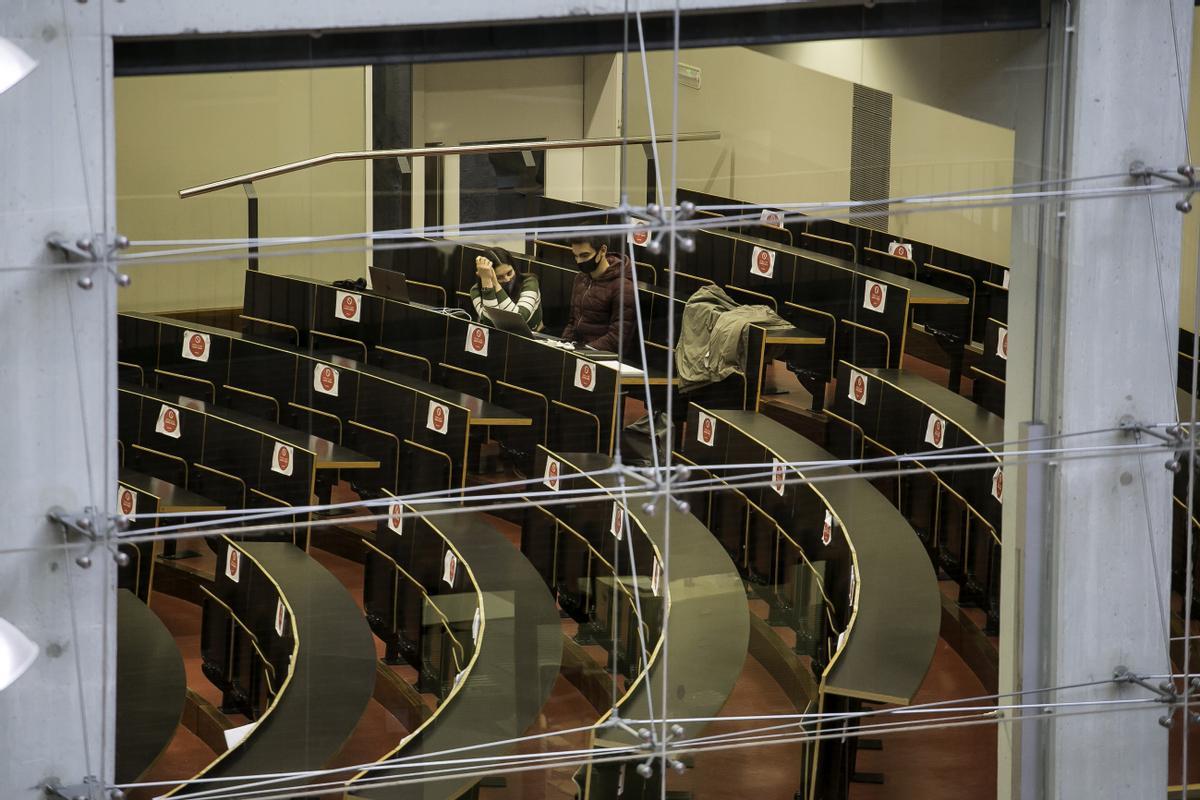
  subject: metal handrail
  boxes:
[178,131,721,199]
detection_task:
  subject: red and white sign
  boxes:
[472,607,481,645]
[887,241,912,260]
[992,466,1004,503]
[1001,268,1010,289]
[224,547,241,583]
[442,550,458,586]
[997,326,1009,361]
[863,280,887,313]
[924,414,947,449]
[821,510,833,546]
[314,364,340,396]
[274,599,286,637]
[387,501,403,534]
[848,369,869,406]
[771,458,786,496]
[651,557,662,597]
[750,246,776,279]
[155,404,182,439]
[335,290,362,322]
[271,441,295,476]
[182,330,211,362]
[629,220,651,248]
[574,359,596,392]
[426,401,449,435]
[117,487,137,519]
[543,458,561,492]
[465,324,490,357]
[697,411,717,446]
[610,503,625,540]
[759,209,784,227]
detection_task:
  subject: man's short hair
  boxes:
[565,234,611,252]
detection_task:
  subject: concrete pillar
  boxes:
[1035,1,1191,798]
[0,4,115,798]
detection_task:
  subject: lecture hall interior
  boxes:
[6,1,1200,799]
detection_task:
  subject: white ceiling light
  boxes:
[0,617,37,691]
[0,37,37,96]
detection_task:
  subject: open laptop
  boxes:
[483,307,621,360]
[368,266,410,303]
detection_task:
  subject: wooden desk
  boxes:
[802,251,968,307]
[173,542,376,796]
[119,468,224,513]
[332,354,531,427]
[862,367,1005,447]
[124,383,380,471]
[116,589,187,784]
[348,508,562,799]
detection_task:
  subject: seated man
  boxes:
[562,235,637,354]
[470,246,544,331]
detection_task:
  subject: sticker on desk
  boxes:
[863,280,887,313]
[574,359,596,391]
[472,606,481,645]
[543,457,561,492]
[465,324,489,357]
[271,441,294,476]
[925,414,947,449]
[426,401,449,435]
[997,326,1009,361]
[442,550,458,586]
[387,501,403,535]
[759,209,784,227]
[155,404,182,439]
[771,458,787,496]
[697,411,717,446]
[848,567,857,605]
[628,219,651,248]
[314,364,340,397]
[821,509,833,546]
[224,547,241,583]
[274,598,286,637]
[117,486,137,519]
[992,466,1004,503]
[335,290,362,322]
[454,669,466,689]
[887,241,912,260]
[651,557,662,597]
[610,502,626,541]
[182,330,211,363]
[617,764,626,796]
[848,370,869,406]
[1001,268,1010,289]
[750,246,776,279]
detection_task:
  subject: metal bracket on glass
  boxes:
[1128,161,1196,213]
[42,776,125,800]
[46,505,131,569]
[1117,416,1191,472]
[45,233,132,289]
[1112,665,1193,729]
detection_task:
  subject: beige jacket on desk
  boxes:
[675,285,789,392]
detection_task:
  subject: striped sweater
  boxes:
[470,273,544,331]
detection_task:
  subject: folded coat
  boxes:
[674,284,790,392]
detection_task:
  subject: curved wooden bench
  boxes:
[691,408,939,800]
[116,589,187,784]
[348,506,562,799]
[166,540,376,796]
[537,450,748,799]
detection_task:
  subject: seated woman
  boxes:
[469,247,543,331]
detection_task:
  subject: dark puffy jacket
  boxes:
[561,254,637,353]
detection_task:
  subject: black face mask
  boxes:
[577,250,605,273]
[498,279,514,293]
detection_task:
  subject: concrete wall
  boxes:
[115,67,368,312]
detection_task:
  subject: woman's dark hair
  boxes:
[482,246,523,295]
